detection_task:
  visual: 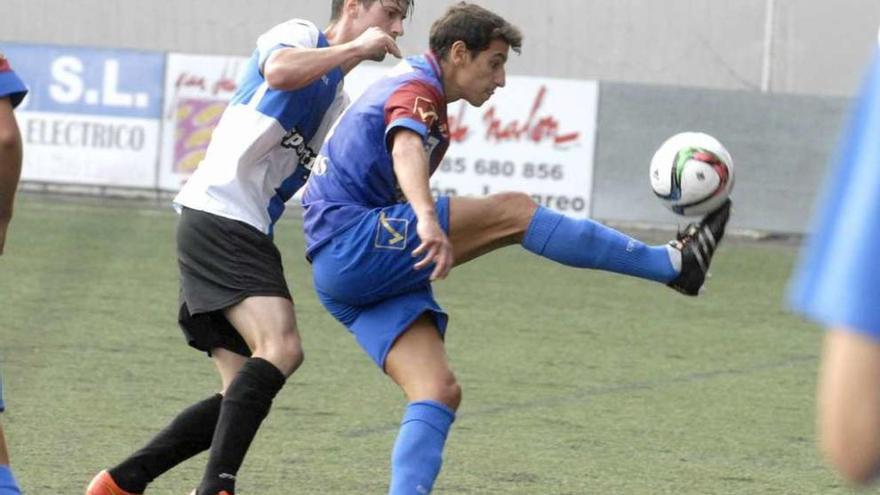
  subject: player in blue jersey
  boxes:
[789,37,880,486]
[301,3,732,493]
[0,51,27,495]
[86,2,411,495]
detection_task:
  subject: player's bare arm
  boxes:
[264,27,400,90]
[0,96,22,255]
[391,129,453,281]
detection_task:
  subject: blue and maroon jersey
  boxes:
[0,53,27,108]
[302,52,450,257]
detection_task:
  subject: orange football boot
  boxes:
[85,470,142,495]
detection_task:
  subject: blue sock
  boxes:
[389,400,455,495]
[0,465,21,495]
[522,206,678,283]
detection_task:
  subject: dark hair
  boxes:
[330,0,414,22]
[429,2,523,60]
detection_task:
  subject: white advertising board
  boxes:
[158,53,248,191]
[4,43,164,188]
[158,57,598,217]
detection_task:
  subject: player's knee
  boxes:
[408,372,462,410]
[490,192,538,231]
[491,191,535,211]
[432,376,462,411]
[279,334,305,375]
[0,124,21,152]
[257,330,304,377]
[445,381,462,410]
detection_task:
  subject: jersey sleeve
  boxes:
[0,56,27,108]
[789,51,880,340]
[383,79,444,148]
[256,19,320,73]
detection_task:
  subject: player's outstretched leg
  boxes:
[520,207,680,282]
[450,193,679,281]
[449,193,730,294]
[664,199,732,296]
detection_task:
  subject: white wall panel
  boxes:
[2,0,878,96]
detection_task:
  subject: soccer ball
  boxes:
[649,132,734,216]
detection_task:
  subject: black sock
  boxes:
[198,358,286,495]
[109,393,223,493]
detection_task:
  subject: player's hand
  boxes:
[354,27,402,62]
[412,217,454,281]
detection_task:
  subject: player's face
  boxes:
[455,39,509,107]
[358,0,407,39]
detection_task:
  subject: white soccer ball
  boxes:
[649,132,735,217]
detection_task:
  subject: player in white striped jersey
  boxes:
[86,2,411,495]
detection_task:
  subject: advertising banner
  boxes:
[436,77,598,217]
[161,57,599,219]
[2,43,164,188]
[158,53,247,191]
[350,65,599,217]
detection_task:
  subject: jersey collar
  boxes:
[424,51,445,95]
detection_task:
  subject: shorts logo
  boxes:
[0,52,9,72]
[375,212,407,250]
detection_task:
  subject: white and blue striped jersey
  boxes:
[174,19,348,235]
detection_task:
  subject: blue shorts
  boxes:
[312,198,451,368]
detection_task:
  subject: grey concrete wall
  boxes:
[593,83,848,234]
[1,0,878,96]
[771,0,879,95]
[0,1,867,234]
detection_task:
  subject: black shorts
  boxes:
[177,207,291,356]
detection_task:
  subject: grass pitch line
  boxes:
[342,353,817,438]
